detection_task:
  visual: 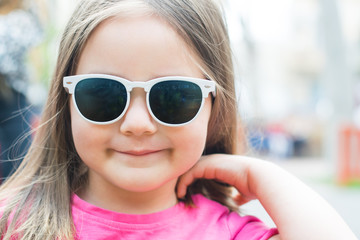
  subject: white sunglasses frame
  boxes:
[63,74,216,127]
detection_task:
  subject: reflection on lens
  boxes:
[149,81,202,124]
[75,78,127,122]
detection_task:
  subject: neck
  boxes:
[77,174,178,214]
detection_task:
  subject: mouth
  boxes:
[120,149,162,156]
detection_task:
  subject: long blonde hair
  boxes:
[0,0,238,239]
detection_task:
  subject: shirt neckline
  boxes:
[71,193,188,225]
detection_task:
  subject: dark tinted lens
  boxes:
[149,81,202,124]
[75,78,127,122]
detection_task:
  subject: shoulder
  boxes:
[190,194,278,240]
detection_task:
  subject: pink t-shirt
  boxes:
[72,194,278,239]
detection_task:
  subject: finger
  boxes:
[177,165,199,198]
[177,154,253,199]
[177,157,210,198]
[233,193,253,206]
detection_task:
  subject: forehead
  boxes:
[76,14,204,79]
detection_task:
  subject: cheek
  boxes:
[179,129,207,154]
[171,100,212,166]
[70,102,86,144]
[70,104,90,158]
[70,101,109,159]
[171,124,208,178]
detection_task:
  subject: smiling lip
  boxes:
[120,150,162,156]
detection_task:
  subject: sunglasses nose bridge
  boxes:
[128,81,152,93]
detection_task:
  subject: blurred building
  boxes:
[225,0,360,162]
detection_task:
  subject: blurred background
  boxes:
[0,0,359,237]
[224,0,360,236]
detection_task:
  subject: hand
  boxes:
[177,154,358,240]
[177,154,258,204]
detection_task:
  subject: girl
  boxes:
[0,0,357,239]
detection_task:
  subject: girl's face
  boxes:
[70,15,212,210]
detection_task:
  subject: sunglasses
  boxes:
[63,74,216,127]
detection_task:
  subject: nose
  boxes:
[119,89,157,136]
